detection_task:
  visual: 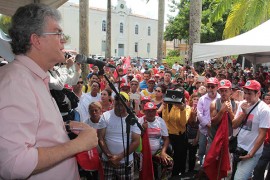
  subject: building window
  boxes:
[147,43,150,53]
[120,22,124,33]
[135,42,138,52]
[102,20,106,32]
[135,25,139,35]
[148,26,151,36]
[102,40,106,52]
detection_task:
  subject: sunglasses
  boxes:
[77,81,84,84]
[207,85,216,89]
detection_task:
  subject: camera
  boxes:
[234,147,248,162]
[65,52,72,59]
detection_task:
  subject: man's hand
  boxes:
[241,102,249,114]
[108,154,123,167]
[70,121,98,152]
[159,152,171,165]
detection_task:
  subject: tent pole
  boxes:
[242,57,245,70]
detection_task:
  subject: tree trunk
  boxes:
[105,0,111,60]
[188,0,202,65]
[157,0,165,64]
[79,0,89,81]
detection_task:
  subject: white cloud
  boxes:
[67,0,178,22]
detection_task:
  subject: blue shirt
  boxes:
[139,80,148,90]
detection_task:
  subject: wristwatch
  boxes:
[65,120,71,133]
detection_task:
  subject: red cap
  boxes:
[148,78,155,83]
[218,79,232,89]
[243,80,261,91]
[135,74,142,82]
[206,77,219,85]
[144,102,157,110]
[120,83,130,88]
[141,96,151,102]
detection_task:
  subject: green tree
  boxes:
[0,15,11,34]
[164,0,227,43]
[210,0,270,38]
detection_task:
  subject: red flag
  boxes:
[203,112,231,180]
[122,56,131,74]
[140,119,154,180]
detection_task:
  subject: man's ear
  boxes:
[30,33,42,50]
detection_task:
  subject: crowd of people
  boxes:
[0,3,270,180]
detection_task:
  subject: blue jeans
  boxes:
[198,132,207,166]
[234,153,261,180]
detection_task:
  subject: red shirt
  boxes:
[265,128,270,144]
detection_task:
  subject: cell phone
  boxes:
[197,76,205,82]
[130,93,140,100]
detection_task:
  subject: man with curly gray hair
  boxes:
[0,3,97,179]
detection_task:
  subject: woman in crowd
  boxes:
[186,92,200,172]
[162,87,191,177]
[100,89,113,113]
[152,85,166,116]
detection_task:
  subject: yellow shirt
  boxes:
[141,89,155,99]
[82,84,91,93]
[162,104,191,135]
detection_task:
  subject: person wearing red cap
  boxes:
[197,77,220,166]
[203,80,237,179]
[138,102,173,179]
[136,96,152,118]
[232,80,270,180]
[209,79,237,143]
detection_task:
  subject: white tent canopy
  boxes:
[192,19,270,64]
[0,29,14,62]
[0,0,68,62]
[0,0,68,16]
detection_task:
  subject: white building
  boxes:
[59,0,158,58]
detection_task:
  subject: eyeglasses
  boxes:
[207,85,216,89]
[77,81,84,84]
[155,89,161,93]
[42,32,65,40]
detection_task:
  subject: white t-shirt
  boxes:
[172,64,180,71]
[138,116,169,155]
[79,93,101,122]
[98,110,141,162]
[236,100,270,154]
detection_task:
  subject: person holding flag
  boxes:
[204,79,236,179]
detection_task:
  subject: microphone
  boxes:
[75,54,115,68]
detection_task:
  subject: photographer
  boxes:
[232,80,270,180]
[162,87,191,177]
[49,53,81,90]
